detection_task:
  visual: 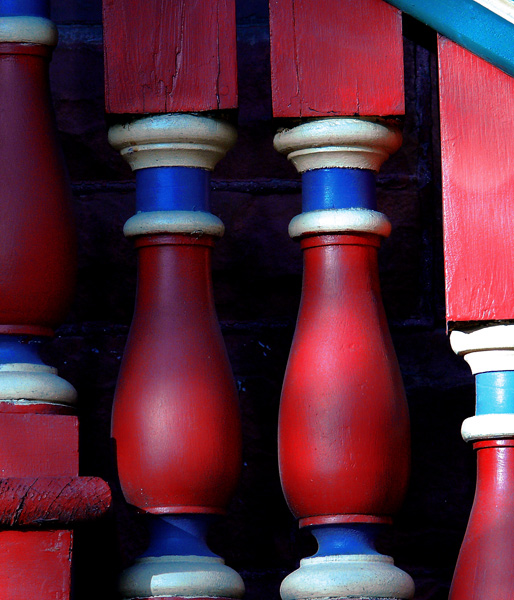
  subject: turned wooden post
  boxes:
[0,1,110,598]
[270,1,413,599]
[438,35,514,599]
[103,2,243,598]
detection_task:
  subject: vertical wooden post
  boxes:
[270,1,413,599]
[438,35,514,599]
[102,2,243,599]
[0,1,110,598]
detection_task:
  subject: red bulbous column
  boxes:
[0,34,76,335]
[113,235,241,514]
[280,233,410,525]
[450,440,514,598]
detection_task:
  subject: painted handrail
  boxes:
[386,0,514,78]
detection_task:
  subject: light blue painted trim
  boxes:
[476,371,514,415]
[302,169,377,213]
[386,0,514,78]
[0,0,49,17]
[310,524,380,557]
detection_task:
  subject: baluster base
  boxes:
[119,555,245,600]
[281,555,414,600]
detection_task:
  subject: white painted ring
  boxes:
[119,555,245,600]
[0,16,58,46]
[0,365,77,405]
[124,211,225,238]
[462,413,514,441]
[450,326,514,373]
[274,118,402,173]
[109,114,237,171]
[288,208,391,239]
[280,554,415,600]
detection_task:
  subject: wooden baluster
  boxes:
[270,1,414,599]
[0,2,110,597]
[438,36,514,599]
[103,2,243,599]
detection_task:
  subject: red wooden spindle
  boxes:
[270,2,413,597]
[439,36,514,599]
[0,7,110,599]
[103,2,242,596]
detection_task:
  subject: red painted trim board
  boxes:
[103,0,238,114]
[269,0,404,117]
[439,36,514,322]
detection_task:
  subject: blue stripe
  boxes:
[141,515,217,558]
[136,167,210,213]
[0,336,44,365]
[302,168,376,213]
[386,0,514,79]
[310,524,380,557]
[476,371,514,415]
[0,0,49,17]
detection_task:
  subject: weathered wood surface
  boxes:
[0,414,78,477]
[439,36,514,322]
[103,0,238,114]
[0,477,111,526]
[0,530,73,600]
[269,0,404,117]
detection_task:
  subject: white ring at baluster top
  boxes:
[108,114,237,171]
[289,208,391,239]
[462,414,514,441]
[450,325,514,374]
[274,118,402,173]
[0,16,58,46]
[124,211,225,238]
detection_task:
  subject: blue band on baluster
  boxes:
[476,371,514,415]
[0,335,44,365]
[136,167,210,213]
[310,524,380,557]
[0,0,49,17]
[141,515,218,558]
[301,168,377,213]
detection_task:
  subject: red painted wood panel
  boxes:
[103,0,238,114]
[439,36,514,322]
[0,414,78,477]
[0,531,72,600]
[269,0,404,117]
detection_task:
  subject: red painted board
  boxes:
[439,36,514,322]
[0,530,72,600]
[0,414,78,477]
[103,0,238,114]
[269,0,404,117]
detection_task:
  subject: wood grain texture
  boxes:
[269,0,404,117]
[103,0,237,114]
[0,477,111,526]
[439,36,514,322]
[0,530,72,600]
[0,414,78,477]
